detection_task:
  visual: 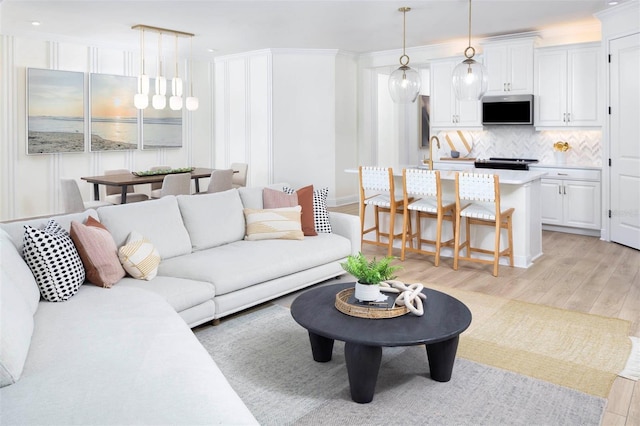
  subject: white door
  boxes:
[610,33,640,250]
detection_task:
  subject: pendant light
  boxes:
[388,7,421,104]
[133,28,149,109]
[452,0,488,101]
[185,35,199,111]
[132,25,196,112]
[169,34,183,110]
[152,32,167,110]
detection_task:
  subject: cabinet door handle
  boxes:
[557,173,568,176]
[567,113,571,122]
[563,186,567,195]
[504,83,507,91]
[508,82,511,91]
[563,113,566,122]
[558,186,562,195]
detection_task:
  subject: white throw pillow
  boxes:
[22,219,85,302]
[118,231,161,281]
[243,206,304,241]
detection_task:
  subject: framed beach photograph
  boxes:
[27,68,85,154]
[90,73,138,151]
[142,79,182,149]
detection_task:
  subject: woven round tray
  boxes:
[335,288,408,319]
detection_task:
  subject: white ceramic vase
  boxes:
[354,282,381,302]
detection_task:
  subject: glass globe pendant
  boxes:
[388,7,421,104]
[452,0,488,101]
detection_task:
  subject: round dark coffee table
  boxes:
[290,282,472,403]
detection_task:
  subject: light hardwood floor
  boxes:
[330,203,640,426]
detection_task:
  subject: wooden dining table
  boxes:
[81,167,215,204]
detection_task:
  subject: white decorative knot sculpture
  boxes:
[379,280,427,316]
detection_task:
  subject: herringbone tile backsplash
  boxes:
[441,127,602,166]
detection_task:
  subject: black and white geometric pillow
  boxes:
[312,187,332,234]
[23,219,85,302]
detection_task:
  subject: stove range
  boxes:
[474,157,539,171]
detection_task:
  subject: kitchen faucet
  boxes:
[427,135,441,170]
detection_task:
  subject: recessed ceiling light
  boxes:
[607,0,619,5]
[207,48,217,53]
[31,21,41,26]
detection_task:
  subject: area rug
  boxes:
[424,283,638,398]
[195,305,606,425]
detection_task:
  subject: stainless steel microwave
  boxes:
[482,94,534,125]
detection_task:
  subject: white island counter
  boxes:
[346,166,548,269]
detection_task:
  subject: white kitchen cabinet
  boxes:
[534,167,601,234]
[430,58,482,129]
[534,43,602,128]
[482,38,537,95]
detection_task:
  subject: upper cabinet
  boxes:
[534,43,602,128]
[430,58,482,129]
[482,37,538,95]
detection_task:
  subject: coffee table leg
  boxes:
[308,332,334,362]
[425,336,459,382]
[345,342,382,404]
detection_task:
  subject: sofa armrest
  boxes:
[329,212,361,256]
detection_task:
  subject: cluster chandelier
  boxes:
[132,24,198,111]
[451,0,488,101]
[388,7,421,104]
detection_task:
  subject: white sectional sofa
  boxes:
[0,186,360,425]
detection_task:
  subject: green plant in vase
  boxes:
[341,252,402,301]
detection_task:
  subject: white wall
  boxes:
[214,48,359,206]
[0,34,213,220]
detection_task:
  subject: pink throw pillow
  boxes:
[70,216,125,288]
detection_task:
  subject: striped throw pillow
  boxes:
[243,206,304,241]
[118,231,161,280]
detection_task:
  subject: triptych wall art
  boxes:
[26,68,183,155]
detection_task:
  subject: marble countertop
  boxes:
[345,166,548,185]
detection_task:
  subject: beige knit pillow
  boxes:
[118,231,161,280]
[243,206,304,241]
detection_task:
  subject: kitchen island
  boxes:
[346,166,548,269]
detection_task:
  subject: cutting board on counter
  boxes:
[438,130,474,157]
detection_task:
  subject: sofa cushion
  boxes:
[70,216,125,288]
[97,196,192,260]
[0,270,34,388]
[0,210,97,255]
[118,231,161,280]
[0,285,257,425]
[23,219,85,302]
[0,229,40,314]
[244,206,304,241]
[159,232,351,296]
[177,190,245,251]
[117,276,215,313]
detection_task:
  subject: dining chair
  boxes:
[358,166,408,257]
[206,169,234,193]
[400,168,456,266]
[453,172,515,277]
[60,178,112,213]
[230,163,248,188]
[150,165,171,191]
[150,173,192,198]
[103,169,150,204]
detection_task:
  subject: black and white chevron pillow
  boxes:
[23,219,85,302]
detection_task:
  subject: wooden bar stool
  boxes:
[400,169,456,266]
[453,172,514,277]
[359,166,408,257]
